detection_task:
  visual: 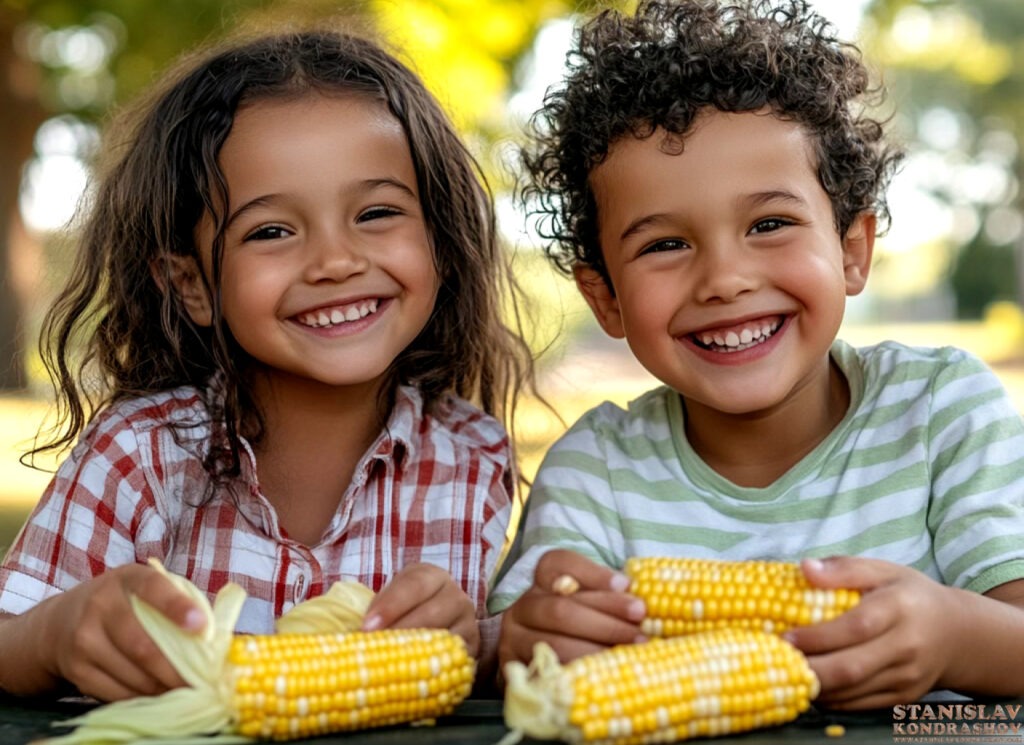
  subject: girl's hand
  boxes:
[362,563,480,658]
[784,556,960,710]
[42,563,204,702]
[497,549,645,673]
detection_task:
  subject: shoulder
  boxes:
[553,386,678,453]
[397,386,510,462]
[71,385,211,461]
[837,339,996,393]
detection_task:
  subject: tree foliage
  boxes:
[863,0,1024,317]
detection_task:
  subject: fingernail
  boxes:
[183,609,205,632]
[609,573,630,593]
[782,631,797,644]
[634,634,649,644]
[805,558,825,572]
[626,599,646,621]
[362,614,382,631]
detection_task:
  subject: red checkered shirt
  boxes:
[0,384,513,647]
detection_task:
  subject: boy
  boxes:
[490,0,1024,709]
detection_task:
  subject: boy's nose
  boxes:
[692,244,757,303]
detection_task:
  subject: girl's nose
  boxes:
[303,231,370,283]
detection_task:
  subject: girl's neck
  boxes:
[248,373,389,546]
[683,358,850,488]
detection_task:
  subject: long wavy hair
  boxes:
[521,0,905,284]
[33,27,536,486]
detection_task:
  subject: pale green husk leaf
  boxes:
[41,559,247,744]
[275,579,373,634]
[499,642,572,744]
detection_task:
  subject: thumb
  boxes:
[800,555,895,593]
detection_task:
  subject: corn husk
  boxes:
[42,560,374,744]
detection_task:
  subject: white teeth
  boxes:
[696,319,781,351]
[298,300,381,328]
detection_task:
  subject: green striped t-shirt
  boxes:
[489,340,1024,612]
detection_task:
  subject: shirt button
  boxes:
[293,574,306,604]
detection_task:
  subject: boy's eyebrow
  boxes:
[224,178,417,229]
[744,189,808,209]
[619,213,673,243]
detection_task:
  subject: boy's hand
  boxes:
[497,549,645,672]
[42,563,202,702]
[784,556,958,710]
[361,563,479,658]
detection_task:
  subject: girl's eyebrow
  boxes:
[224,178,418,229]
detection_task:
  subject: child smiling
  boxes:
[491,0,1024,710]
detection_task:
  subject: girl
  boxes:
[0,27,533,701]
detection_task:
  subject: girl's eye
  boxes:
[639,238,687,256]
[358,206,402,222]
[750,218,792,234]
[244,225,291,241]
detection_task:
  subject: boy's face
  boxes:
[581,108,874,417]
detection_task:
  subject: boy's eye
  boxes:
[639,238,687,256]
[244,225,292,241]
[358,206,402,222]
[750,218,792,234]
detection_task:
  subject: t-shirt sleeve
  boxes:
[925,349,1024,593]
[487,406,627,613]
[0,411,164,615]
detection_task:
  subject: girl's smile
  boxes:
[188,93,439,396]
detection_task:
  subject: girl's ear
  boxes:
[842,212,876,297]
[153,254,213,327]
[574,265,626,339]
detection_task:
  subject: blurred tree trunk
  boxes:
[0,8,46,390]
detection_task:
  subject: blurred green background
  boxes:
[3,0,1024,554]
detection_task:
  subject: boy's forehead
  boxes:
[594,108,817,176]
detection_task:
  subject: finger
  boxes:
[70,631,169,701]
[534,550,630,595]
[512,591,644,647]
[105,616,186,692]
[800,556,903,592]
[131,573,206,634]
[787,587,899,655]
[503,627,614,667]
[385,586,473,631]
[363,567,448,630]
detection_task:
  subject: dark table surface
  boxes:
[6,692,1012,744]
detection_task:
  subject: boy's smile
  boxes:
[582,107,874,424]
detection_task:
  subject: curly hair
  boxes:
[521,0,904,281]
[33,27,535,490]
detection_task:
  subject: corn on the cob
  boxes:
[43,560,475,744]
[625,557,860,637]
[502,628,818,744]
[230,628,473,740]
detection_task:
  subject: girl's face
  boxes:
[580,108,874,420]
[190,93,438,396]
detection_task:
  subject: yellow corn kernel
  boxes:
[625,557,860,637]
[228,628,475,741]
[503,628,819,744]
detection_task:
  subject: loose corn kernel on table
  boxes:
[3,694,1021,745]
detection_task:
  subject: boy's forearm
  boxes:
[0,603,64,697]
[939,586,1024,697]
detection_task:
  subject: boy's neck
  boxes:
[682,359,850,488]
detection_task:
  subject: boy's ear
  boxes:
[152,254,213,327]
[842,212,876,297]
[574,265,626,339]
